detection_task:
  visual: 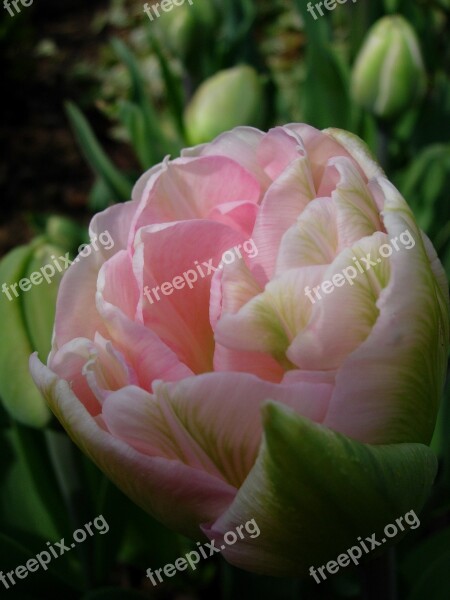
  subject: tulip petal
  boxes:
[210,262,284,381]
[131,156,261,229]
[275,197,338,272]
[285,123,355,186]
[97,250,140,321]
[288,232,391,370]
[89,200,139,262]
[182,126,308,189]
[101,373,332,488]
[325,178,449,444]
[252,156,316,280]
[213,344,284,382]
[99,302,193,388]
[51,252,108,357]
[215,266,325,367]
[134,220,244,373]
[329,157,383,249]
[202,402,437,576]
[29,354,236,538]
[323,128,384,180]
[207,201,259,238]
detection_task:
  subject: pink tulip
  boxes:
[31,125,449,575]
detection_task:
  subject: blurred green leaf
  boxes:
[82,589,147,599]
[65,101,133,202]
[149,34,186,138]
[0,531,79,598]
[400,144,450,233]
[88,177,115,212]
[118,100,154,169]
[111,37,171,160]
[294,0,351,129]
[402,527,450,600]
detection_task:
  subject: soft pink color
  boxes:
[30,124,448,573]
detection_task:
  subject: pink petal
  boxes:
[96,277,193,390]
[30,355,236,538]
[131,156,261,234]
[102,372,333,488]
[251,156,316,281]
[135,220,245,373]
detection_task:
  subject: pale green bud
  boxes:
[0,237,68,427]
[351,15,426,119]
[184,66,264,145]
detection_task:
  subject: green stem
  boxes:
[376,119,390,171]
[45,429,94,589]
[362,548,398,600]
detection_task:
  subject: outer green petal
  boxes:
[203,402,437,577]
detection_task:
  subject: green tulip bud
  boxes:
[351,15,426,119]
[45,216,84,254]
[154,0,217,60]
[184,66,264,145]
[0,237,68,427]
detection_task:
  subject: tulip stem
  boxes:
[45,428,94,589]
[376,119,390,171]
[362,548,397,600]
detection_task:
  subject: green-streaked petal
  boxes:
[325,177,449,444]
[288,232,391,371]
[215,266,325,366]
[202,402,437,577]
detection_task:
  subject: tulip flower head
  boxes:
[31,124,449,575]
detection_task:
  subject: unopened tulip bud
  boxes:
[185,66,264,145]
[0,238,69,427]
[351,15,426,119]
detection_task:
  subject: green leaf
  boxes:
[222,402,437,576]
[149,34,186,138]
[111,38,169,160]
[65,101,132,202]
[293,0,351,129]
[117,101,154,169]
[402,527,450,600]
[88,177,115,212]
[0,531,79,597]
[81,589,147,599]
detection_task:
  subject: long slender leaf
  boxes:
[118,100,154,169]
[111,38,169,160]
[149,34,186,138]
[65,102,132,202]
